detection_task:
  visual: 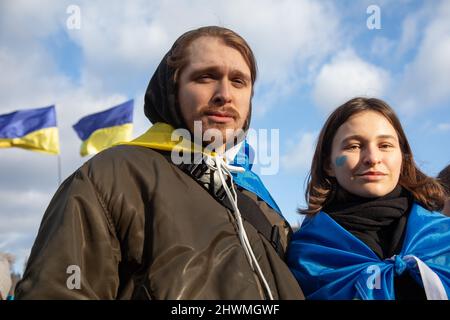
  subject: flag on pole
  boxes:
[0,105,60,154]
[73,100,134,156]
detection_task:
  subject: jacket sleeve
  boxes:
[15,166,121,299]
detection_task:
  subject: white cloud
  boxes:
[395,3,433,58]
[312,49,391,112]
[395,1,450,112]
[0,46,72,110]
[61,0,343,114]
[224,0,341,79]
[396,11,420,57]
[0,0,66,44]
[437,123,450,132]
[0,1,153,273]
[281,131,317,172]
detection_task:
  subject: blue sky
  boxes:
[1,0,449,273]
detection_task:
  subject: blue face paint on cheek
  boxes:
[335,155,347,167]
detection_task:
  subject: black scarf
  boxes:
[324,185,412,259]
[144,52,185,129]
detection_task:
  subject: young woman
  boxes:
[287,97,450,300]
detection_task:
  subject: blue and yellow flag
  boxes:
[73,100,134,156]
[0,105,59,154]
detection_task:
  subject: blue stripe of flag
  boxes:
[73,100,134,141]
[0,105,57,139]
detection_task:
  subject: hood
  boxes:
[144,52,185,129]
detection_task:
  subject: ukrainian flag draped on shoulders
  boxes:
[0,105,59,154]
[73,100,134,156]
[287,203,450,300]
[124,122,282,215]
[229,138,281,214]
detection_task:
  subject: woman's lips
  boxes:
[356,172,387,181]
[359,171,386,176]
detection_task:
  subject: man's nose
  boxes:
[211,80,232,106]
[363,145,381,166]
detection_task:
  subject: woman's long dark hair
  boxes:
[301,97,445,215]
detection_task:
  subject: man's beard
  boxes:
[199,113,249,153]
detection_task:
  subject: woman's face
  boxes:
[327,110,403,198]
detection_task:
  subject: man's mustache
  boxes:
[199,106,240,120]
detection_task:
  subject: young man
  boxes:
[15,26,304,300]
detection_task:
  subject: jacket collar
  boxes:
[121,122,282,214]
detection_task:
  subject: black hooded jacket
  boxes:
[15,47,304,300]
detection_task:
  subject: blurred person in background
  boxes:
[438,164,450,216]
[0,253,14,300]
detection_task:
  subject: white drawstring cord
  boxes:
[206,154,274,300]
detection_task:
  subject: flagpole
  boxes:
[57,154,62,186]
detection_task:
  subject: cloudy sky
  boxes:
[1,0,449,274]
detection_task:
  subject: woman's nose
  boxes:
[362,146,381,166]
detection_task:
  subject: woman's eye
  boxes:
[380,143,394,149]
[345,144,360,150]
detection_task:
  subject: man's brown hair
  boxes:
[166,26,257,86]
